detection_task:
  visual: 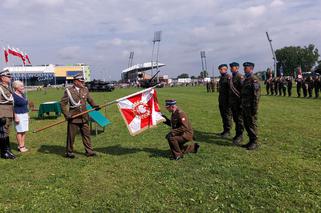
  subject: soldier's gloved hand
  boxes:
[0,118,6,125]
[93,105,101,111]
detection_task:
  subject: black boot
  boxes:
[219,131,230,139]
[247,140,259,150]
[1,137,16,159]
[233,135,243,146]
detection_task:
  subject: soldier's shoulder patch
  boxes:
[253,81,260,90]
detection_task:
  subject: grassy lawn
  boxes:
[0,86,320,212]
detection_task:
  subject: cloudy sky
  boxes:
[0,0,320,80]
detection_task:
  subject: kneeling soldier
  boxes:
[162,100,199,160]
[60,74,100,158]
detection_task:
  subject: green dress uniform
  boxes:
[228,69,244,145]
[241,63,260,150]
[163,104,198,160]
[218,73,232,136]
[0,70,15,159]
[60,84,99,157]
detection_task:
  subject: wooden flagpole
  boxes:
[32,84,160,133]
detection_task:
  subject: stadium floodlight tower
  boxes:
[128,51,134,68]
[200,51,207,72]
[266,32,277,77]
[150,31,162,82]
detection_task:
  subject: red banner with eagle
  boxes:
[117,87,165,136]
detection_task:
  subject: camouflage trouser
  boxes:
[219,104,232,132]
[0,118,12,139]
[230,103,244,136]
[242,108,258,142]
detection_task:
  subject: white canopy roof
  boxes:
[122,62,165,74]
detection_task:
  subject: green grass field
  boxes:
[0,86,320,212]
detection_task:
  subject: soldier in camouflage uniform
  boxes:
[217,64,232,138]
[265,69,273,95]
[228,62,244,145]
[0,69,16,159]
[302,77,308,98]
[241,62,260,150]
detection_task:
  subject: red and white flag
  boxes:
[117,87,165,136]
[3,48,8,63]
[25,52,31,64]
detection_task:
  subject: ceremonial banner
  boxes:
[3,48,8,63]
[117,88,165,136]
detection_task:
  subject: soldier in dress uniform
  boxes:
[286,76,293,97]
[217,64,232,138]
[241,62,260,150]
[0,68,16,159]
[306,75,314,98]
[313,74,320,98]
[279,74,287,96]
[295,74,303,97]
[228,62,244,145]
[60,73,100,158]
[162,100,199,160]
[274,76,279,96]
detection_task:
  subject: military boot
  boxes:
[232,135,243,146]
[247,140,259,150]
[219,131,230,139]
[4,137,15,159]
[0,137,15,159]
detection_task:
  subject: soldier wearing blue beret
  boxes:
[228,62,244,145]
[241,62,260,150]
[217,64,232,138]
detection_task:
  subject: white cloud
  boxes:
[270,0,284,7]
[247,5,267,17]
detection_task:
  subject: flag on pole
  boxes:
[117,87,165,136]
[3,48,8,63]
[25,52,31,64]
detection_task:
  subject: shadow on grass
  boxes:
[38,145,83,156]
[193,129,234,147]
[95,145,169,158]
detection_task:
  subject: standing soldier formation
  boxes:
[240,62,261,150]
[60,73,100,158]
[228,62,244,145]
[265,69,273,95]
[0,69,16,159]
[217,64,232,138]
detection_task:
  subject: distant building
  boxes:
[121,62,165,82]
[4,64,91,85]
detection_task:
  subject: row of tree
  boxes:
[177,44,321,78]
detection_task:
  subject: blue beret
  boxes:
[229,62,239,67]
[165,99,176,106]
[243,62,255,67]
[218,64,228,69]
